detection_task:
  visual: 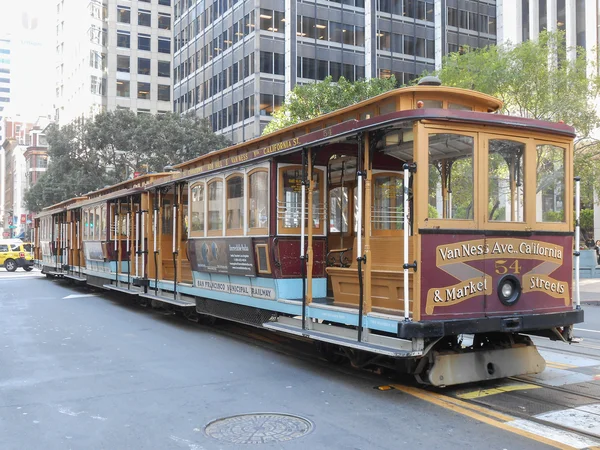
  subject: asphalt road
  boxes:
[0,270,572,450]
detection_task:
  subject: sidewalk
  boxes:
[576,278,600,303]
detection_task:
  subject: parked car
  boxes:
[0,239,34,272]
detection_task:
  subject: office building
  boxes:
[55,0,174,126]
[173,0,498,144]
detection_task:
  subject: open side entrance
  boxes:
[325,125,416,319]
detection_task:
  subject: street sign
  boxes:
[2,232,8,238]
[8,225,16,229]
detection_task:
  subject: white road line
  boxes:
[574,328,600,334]
[62,294,97,299]
[510,419,600,449]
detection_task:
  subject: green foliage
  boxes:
[423,31,600,208]
[25,112,230,212]
[580,208,594,239]
[543,210,565,222]
[262,76,398,134]
[430,31,600,137]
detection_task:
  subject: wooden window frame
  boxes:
[277,164,326,236]
[420,127,479,230]
[482,133,531,232]
[371,171,405,237]
[189,180,206,238]
[226,172,245,236]
[207,177,224,236]
[247,168,269,236]
[533,140,571,232]
[255,243,272,274]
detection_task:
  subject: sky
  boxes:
[0,0,55,121]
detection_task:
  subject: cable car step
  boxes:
[102,284,141,295]
[138,293,196,307]
[262,322,412,357]
[64,274,87,282]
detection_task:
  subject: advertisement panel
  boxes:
[188,238,256,276]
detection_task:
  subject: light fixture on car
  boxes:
[498,275,521,306]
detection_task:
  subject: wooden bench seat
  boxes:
[326,236,414,314]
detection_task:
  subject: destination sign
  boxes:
[184,119,359,176]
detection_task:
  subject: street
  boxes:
[1,270,599,450]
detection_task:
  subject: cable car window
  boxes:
[420,99,443,108]
[227,175,244,231]
[373,175,403,231]
[249,171,268,232]
[282,168,303,229]
[428,133,474,220]
[448,103,472,111]
[101,205,106,239]
[190,183,205,236]
[89,209,95,239]
[536,144,565,222]
[208,179,223,232]
[488,139,525,222]
[329,187,349,233]
[279,167,323,231]
[83,210,88,240]
[162,199,172,234]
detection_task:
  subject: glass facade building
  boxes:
[174,0,497,144]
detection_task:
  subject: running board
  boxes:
[64,274,87,282]
[262,322,412,357]
[102,284,140,295]
[139,293,195,307]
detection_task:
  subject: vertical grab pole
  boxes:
[135,208,140,278]
[172,184,178,300]
[154,189,159,295]
[127,204,131,288]
[356,135,366,342]
[300,148,307,330]
[574,176,581,310]
[141,209,146,280]
[403,164,410,321]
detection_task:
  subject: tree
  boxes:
[423,31,600,211]
[25,112,230,212]
[432,31,600,137]
[262,76,398,134]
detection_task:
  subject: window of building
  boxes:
[117,31,130,48]
[137,82,150,99]
[537,144,565,222]
[117,6,130,23]
[116,80,130,97]
[159,0,171,5]
[158,60,170,77]
[117,55,130,72]
[138,57,150,75]
[208,179,223,233]
[158,37,170,53]
[138,10,151,27]
[158,13,171,30]
[248,170,268,233]
[260,51,273,73]
[158,84,170,101]
[138,34,151,51]
[90,75,102,95]
[191,182,205,236]
[448,7,457,27]
[259,94,274,116]
[226,175,244,232]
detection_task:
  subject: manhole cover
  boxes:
[204,413,313,444]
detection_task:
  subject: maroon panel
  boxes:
[272,237,326,278]
[420,234,573,321]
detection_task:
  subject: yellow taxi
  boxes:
[0,239,34,272]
